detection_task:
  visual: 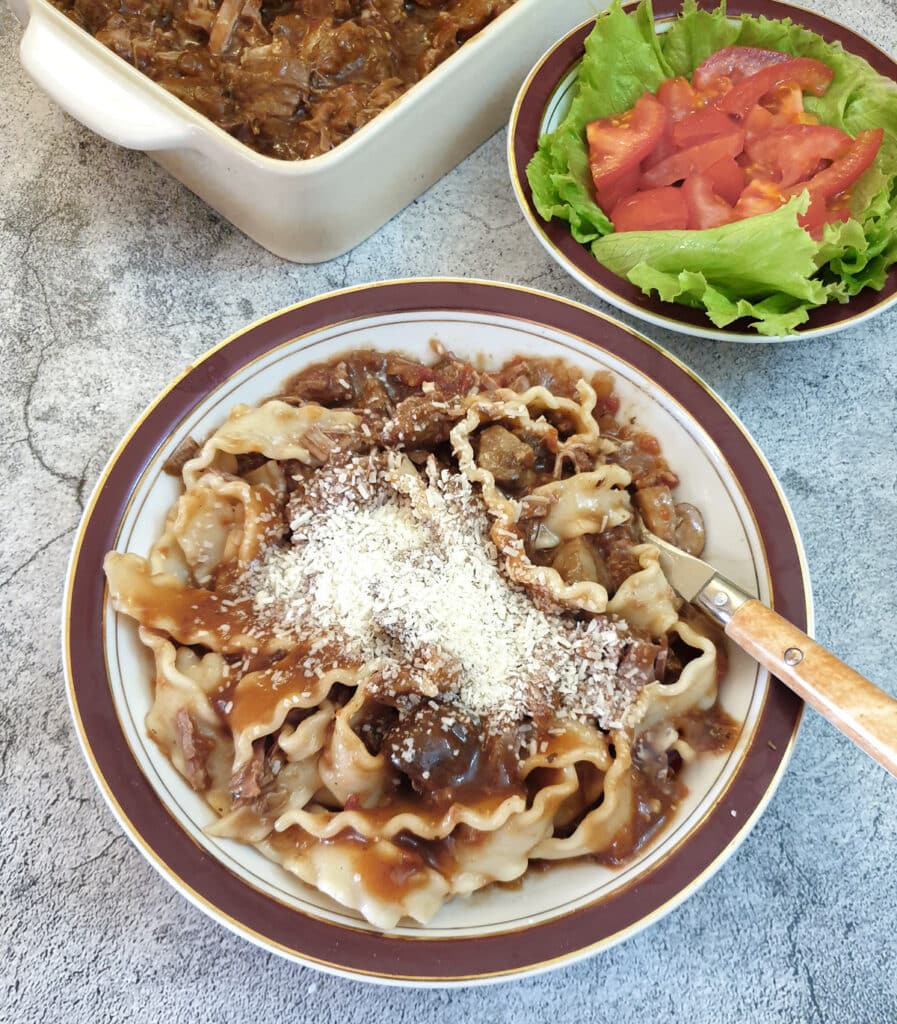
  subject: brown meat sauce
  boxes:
[48,0,516,160]
[268,703,739,904]
[606,702,739,865]
[268,822,487,904]
[148,347,735,904]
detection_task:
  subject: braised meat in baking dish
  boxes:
[49,0,516,159]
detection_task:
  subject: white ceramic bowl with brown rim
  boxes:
[508,0,897,342]
[64,279,809,984]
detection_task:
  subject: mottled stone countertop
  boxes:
[2,0,896,1020]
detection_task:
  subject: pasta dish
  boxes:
[104,347,736,928]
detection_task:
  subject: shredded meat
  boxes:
[491,355,587,400]
[550,536,614,591]
[229,741,272,804]
[610,438,679,490]
[162,436,200,476]
[380,394,461,447]
[618,637,661,690]
[475,424,535,486]
[49,0,517,159]
[282,360,356,403]
[598,525,643,592]
[174,708,215,791]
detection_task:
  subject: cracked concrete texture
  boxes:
[1,1,896,1020]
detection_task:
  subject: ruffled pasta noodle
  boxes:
[105,348,737,928]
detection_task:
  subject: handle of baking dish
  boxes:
[20,7,193,152]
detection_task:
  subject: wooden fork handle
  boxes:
[725,599,897,778]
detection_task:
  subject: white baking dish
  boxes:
[12,0,602,262]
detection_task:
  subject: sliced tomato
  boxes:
[645,77,698,170]
[596,169,640,214]
[719,58,834,118]
[692,46,794,91]
[704,156,747,205]
[743,103,775,140]
[582,50,880,240]
[640,131,745,189]
[733,178,787,220]
[683,175,735,229]
[641,122,676,170]
[743,84,814,143]
[656,76,701,121]
[746,124,852,186]
[586,92,668,193]
[783,127,883,203]
[611,187,688,232]
[764,82,804,120]
[672,106,737,149]
[800,198,851,238]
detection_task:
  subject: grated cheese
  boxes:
[244,452,642,729]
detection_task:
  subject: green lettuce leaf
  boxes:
[528,0,675,241]
[525,0,897,335]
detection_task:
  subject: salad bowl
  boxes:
[509,0,897,342]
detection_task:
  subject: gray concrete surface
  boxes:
[1,1,896,1020]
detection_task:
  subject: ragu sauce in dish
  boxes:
[103,346,737,928]
[47,0,517,159]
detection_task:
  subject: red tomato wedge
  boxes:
[719,58,834,118]
[800,197,852,237]
[743,103,776,139]
[704,156,747,205]
[611,187,688,231]
[672,106,737,148]
[640,131,745,188]
[783,128,883,202]
[746,125,852,186]
[656,76,701,121]
[595,170,640,214]
[682,175,735,229]
[586,93,668,193]
[733,179,787,219]
[743,84,815,142]
[692,46,794,91]
[764,82,809,122]
[647,77,707,171]
[641,124,676,170]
